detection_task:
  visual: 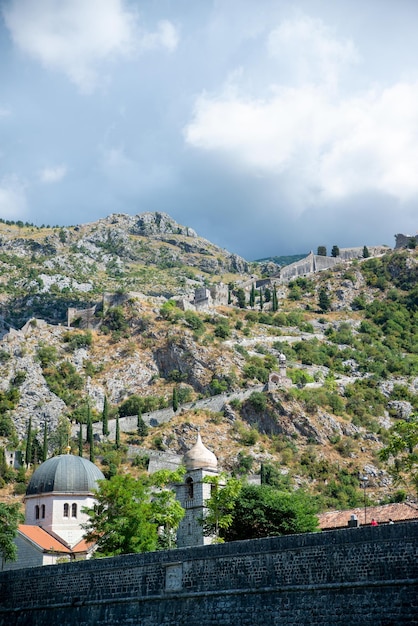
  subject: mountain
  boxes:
[0,213,417,512]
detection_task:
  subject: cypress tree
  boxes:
[249,284,256,308]
[89,434,95,463]
[86,403,93,445]
[137,410,148,438]
[115,414,120,449]
[25,417,32,467]
[172,387,179,413]
[78,422,83,457]
[42,420,48,463]
[259,288,263,311]
[102,395,109,436]
[272,285,278,312]
[363,245,370,258]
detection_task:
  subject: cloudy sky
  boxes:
[1,0,417,259]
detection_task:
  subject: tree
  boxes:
[250,284,256,308]
[317,246,327,256]
[318,287,331,312]
[264,287,271,303]
[82,470,185,556]
[82,475,157,556]
[379,415,418,496]
[172,387,179,413]
[137,410,148,438]
[201,474,242,541]
[331,245,340,258]
[0,502,24,563]
[259,288,263,311]
[223,484,318,541]
[115,414,120,449]
[78,421,83,457]
[42,420,48,463]
[24,417,32,467]
[272,285,278,312]
[102,396,109,436]
[236,288,246,309]
[363,245,370,258]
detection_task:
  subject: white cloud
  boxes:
[267,15,359,89]
[3,0,178,92]
[185,15,418,208]
[0,176,27,218]
[39,165,67,184]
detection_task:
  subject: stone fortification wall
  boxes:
[279,246,390,283]
[0,522,417,626]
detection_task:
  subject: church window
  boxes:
[63,503,69,517]
[71,503,77,518]
[186,477,194,499]
[35,505,40,520]
[41,504,45,519]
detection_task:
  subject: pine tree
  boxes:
[42,420,48,463]
[102,395,109,436]
[25,417,32,467]
[115,414,120,449]
[172,387,179,413]
[318,287,331,312]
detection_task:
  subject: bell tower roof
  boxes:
[183,433,218,471]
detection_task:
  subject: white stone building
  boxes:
[175,433,219,548]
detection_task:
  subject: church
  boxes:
[2,434,219,570]
[1,453,105,571]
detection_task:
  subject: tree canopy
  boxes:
[82,469,185,556]
[0,502,24,563]
[222,484,319,541]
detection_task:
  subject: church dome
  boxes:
[26,454,104,496]
[183,433,218,470]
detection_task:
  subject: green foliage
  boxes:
[317,246,327,256]
[63,330,93,351]
[363,245,370,258]
[318,287,331,312]
[172,387,179,412]
[248,391,267,412]
[82,475,158,556]
[184,310,205,334]
[37,345,58,366]
[0,502,24,563]
[331,245,340,257]
[214,320,230,338]
[379,415,418,495]
[102,306,128,333]
[223,485,319,541]
[118,394,167,417]
[42,360,84,407]
[202,474,242,540]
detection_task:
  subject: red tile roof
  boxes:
[18,525,72,553]
[318,502,418,530]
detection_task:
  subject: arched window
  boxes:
[63,503,69,517]
[41,504,45,519]
[71,503,77,518]
[186,477,194,499]
[35,505,40,520]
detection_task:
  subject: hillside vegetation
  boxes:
[0,212,417,514]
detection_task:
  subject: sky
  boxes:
[0,0,417,260]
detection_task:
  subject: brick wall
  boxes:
[1,522,417,625]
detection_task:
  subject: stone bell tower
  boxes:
[176,432,219,548]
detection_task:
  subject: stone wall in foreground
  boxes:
[1,522,417,626]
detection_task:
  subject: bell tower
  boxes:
[176,432,219,548]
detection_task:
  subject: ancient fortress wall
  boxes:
[1,522,417,626]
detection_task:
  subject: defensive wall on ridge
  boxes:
[1,522,417,626]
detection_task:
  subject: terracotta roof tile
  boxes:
[318,502,418,529]
[18,525,72,553]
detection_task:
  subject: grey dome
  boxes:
[26,455,105,496]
